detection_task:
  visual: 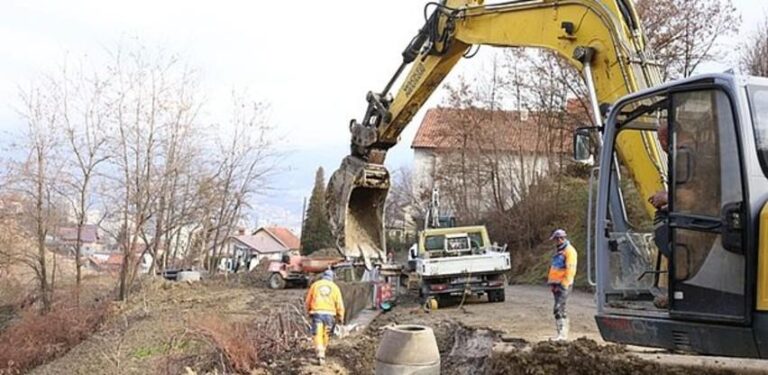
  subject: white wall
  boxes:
[411,147,558,214]
[412,148,437,196]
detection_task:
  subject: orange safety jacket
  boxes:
[305,279,345,320]
[547,242,577,288]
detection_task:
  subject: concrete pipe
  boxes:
[375,325,440,375]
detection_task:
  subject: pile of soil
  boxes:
[248,258,273,287]
[442,325,500,375]
[328,333,378,374]
[308,248,342,258]
[486,338,734,375]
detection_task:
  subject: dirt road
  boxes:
[405,284,602,342]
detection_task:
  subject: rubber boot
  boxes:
[554,318,566,341]
[561,318,569,341]
[314,322,326,365]
[317,348,326,365]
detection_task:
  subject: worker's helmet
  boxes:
[322,269,335,280]
[549,228,567,240]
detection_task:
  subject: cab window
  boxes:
[747,85,768,176]
[468,232,484,248]
[424,235,445,251]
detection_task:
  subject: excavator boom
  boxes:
[327,0,664,262]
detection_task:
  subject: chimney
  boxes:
[238,228,245,235]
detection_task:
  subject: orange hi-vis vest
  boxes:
[548,242,577,288]
[305,279,345,319]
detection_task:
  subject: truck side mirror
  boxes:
[573,126,599,164]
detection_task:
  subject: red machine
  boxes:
[267,255,344,289]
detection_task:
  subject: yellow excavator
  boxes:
[326,0,768,358]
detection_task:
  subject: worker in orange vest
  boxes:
[547,228,577,341]
[305,269,345,365]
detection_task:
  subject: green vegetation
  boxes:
[300,167,334,254]
[132,339,191,359]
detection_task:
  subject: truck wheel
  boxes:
[488,289,505,303]
[426,297,439,310]
[269,273,286,289]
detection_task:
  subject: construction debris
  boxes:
[252,299,311,356]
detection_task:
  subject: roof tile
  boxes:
[411,106,586,153]
[264,227,300,250]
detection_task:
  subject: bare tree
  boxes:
[741,17,768,77]
[56,63,110,303]
[385,167,425,230]
[5,41,277,304]
[145,64,203,276]
[205,94,276,273]
[102,44,203,300]
[426,48,589,265]
[434,49,580,223]
[635,0,740,80]
[10,81,66,312]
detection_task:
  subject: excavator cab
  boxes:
[592,73,768,358]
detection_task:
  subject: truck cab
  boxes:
[412,225,510,306]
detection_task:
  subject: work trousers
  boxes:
[310,313,335,357]
[552,284,570,320]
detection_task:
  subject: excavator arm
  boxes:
[328,0,665,262]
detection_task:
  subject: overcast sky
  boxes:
[1,0,765,232]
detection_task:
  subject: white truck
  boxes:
[408,225,511,307]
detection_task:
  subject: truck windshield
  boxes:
[468,232,484,248]
[425,235,445,251]
[748,85,768,176]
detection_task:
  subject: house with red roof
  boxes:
[410,102,585,216]
[55,224,105,255]
[219,226,301,272]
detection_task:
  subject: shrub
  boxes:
[192,303,309,373]
[485,175,590,287]
[192,315,260,373]
[0,299,109,374]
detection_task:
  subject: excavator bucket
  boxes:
[326,155,390,267]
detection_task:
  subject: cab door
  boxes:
[668,87,748,322]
